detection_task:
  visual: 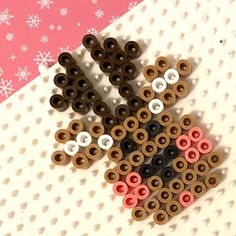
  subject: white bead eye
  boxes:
[148,99,164,114]
[76,131,92,147]
[152,77,167,93]
[164,68,179,84]
[98,134,114,150]
[63,140,79,156]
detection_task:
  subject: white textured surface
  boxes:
[1,0,236,235]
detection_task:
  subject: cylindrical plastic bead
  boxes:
[76,131,92,147]
[148,99,164,114]
[58,52,75,67]
[51,150,70,166]
[188,127,204,142]
[55,129,71,144]
[154,133,170,149]
[139,86,155,102]
[104,168,120,184]
[123,116,139,133]
[153,210,169,225]
[97,134,113,150]
[141,141,158,157]
[176,135,191,151]
[128,151,145,167]
[176,59,192,78]
[134,184,150,200]
[113,181,129,196]
[126,172,142,187]
[172,157,188,173]
[166,200,182,216]
[147,176,163,191]
[157,111,173,127]
[152,77,167,93]
[191,181,207,197]
[115,104,131,121]
[111,125,127,141]
[207,151,223,167]
[116,160,132,176]
[194,160,209,176]
[185,147,200,163]
[157,188,173,203]
[179,114,195,130]
[122,194,138,209]
[136,108,152,124]
[124,41,141,59]
[155,56,170,73]
[160,89,176,106]
[144,197,160,213]
[63,140,79,156]
[168,178,185,194]
[85,144,102,161]
[133,128,148,145]
[50,94,69,112]
[108,147,123,163]
[72,153,90,169]
[179,191,194,207]
[161,167,176,182]
[145,120,162,138]
[82,34,99,49]
[71,98,89,115]
[143,65,158,82]
[164,68,179,84]
[88,122,105,138]
[197,138,213,154]
[204,173,221,189]
[131,207,147,221]
[181,169,197,185]
[139,164,155,178]
[68,119,84,135]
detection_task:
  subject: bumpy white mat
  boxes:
[0,0,236,235]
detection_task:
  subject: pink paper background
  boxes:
[0,0,142,103]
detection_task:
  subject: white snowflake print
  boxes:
[91,0,98,4]
[0,79,14,98]
[5,33,14,41]
[87,28,97,34]
[26,14,41,29]
[15,66,31,82]
[109,16,119,23]
[0,9,14,26]
[59,46,70,53]
[0,68,3,76]
[40,35,48,43]
[34,51,55,65]
[94,9,104,19]
[21,44,29,52]
[37,0,53,9]
[59,8,68,16]
[48,24,55,30]
[128,1,138,10]
[8,53,17,62]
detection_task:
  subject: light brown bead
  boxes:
[108,147,123,163]
[204,173,221,189]
[166,200,182,216]
[85,144,102,161]
[128,151,145,167]
[157,188,173,204]
[72,153,90,169]
[144,197,160,213]
[136,107,152,124]
[132,128,149,145]
[157,111,174,127]
[172,157,188,173]
[155,56,170,74]
[111,125,127,141]
[143,65,158,82]
[131,207,148,221]
[194,160,209,176]
[153,209,169,225]
[207,151,223,167]
[166,122,182,139]
[182,169,197,185]
[88,122,105,138]
[123,116,139,133]
[147,176,163,191]
[159,89,176,106]
[104,168,120,184]
[55,129,71,144]
[116,160,132,175]
[179,114,195,130]
[168,178,185,194]
[176,59,192,78]
[139,86,155,102]
[51,150,70,166]
[154,133,170,149]
[191,181,207,197]
[141,141,158,157]
[68,119,84,135]
[173,80,189,98]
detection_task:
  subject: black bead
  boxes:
[120,138,137,154]
[151,155,167,170]
[139,164,155,178]
[161,167,175,182]
[164,145,179,159]
[146,120,162,138]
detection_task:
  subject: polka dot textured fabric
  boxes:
[0,0,142,102]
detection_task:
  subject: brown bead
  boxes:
[191,181,207,197]
[116,160,132,175]
[55,129,71,144]
[49,94,69,112]
[127,96,144,112]
[207,151,223,168]
[172,157,188,173]
[124,41,141,59]
[68,119,84,135]
[144,197,160,213]
[66,65,84,80]
[85,144,102,161]
[153,209,169,225]
[103,37,119,54]
[51,150,70,166]
[141,141,158,157]
[74,76,93,92]
[147,176,163,191]
[72,98,90,115]
[173,80,189,98]
[179,114,195,130]
[102,113,119,130]
[58,52,75,67]
[176,59,192,78]
[93,100,111,116]
[109,71,125,86]
[82,34,99,49]
[194,160,209,176]
[139,86,155,102]
[72,153,90,169]
[168,178,185,194]
[111,125,127,141]
[157,188,173,204]
[108,147,123,163]
[84,88,102,104]
[128,151,145,167]
[99,58,115,73]
[115,105,131,121]
[121,62,138,80]
[155,56,170,74]
[123,116,139,133]
[132,128,148,145]
[136,108,152,124]
[159,89,176,106]
[104,168,120,184]
[54,73,70,88]
[182,169,197,185]
[154,133,170,149]
[157,111,174,127]
[62,85,80,101]
[143,65,158,81]
[112,49,128,65]
[204,173,221,189]
[131,207,147,221]
[166,122,182,139]
[88,122,105,138]
[166,200,182,216]
[118,82,134,98]
[91,45,107,61]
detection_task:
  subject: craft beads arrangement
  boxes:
[49,33,223,225]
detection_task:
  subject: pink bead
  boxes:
[185,147,200,163]
[179,191,194,207]
[134,184,150,200]
[122,194,138,209]
[188,127,204,142]
[113,181,129,196]
[126,172,142,187]
[197,138,213,154]
[176,135,191,151]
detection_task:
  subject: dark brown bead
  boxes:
[73,76,93,92]
[102,113,119,130]
[71,98,89,114]
[109,71,125,86]
[99,58,115,73]
[93,100,111,116]
[82,34,99,49]
[62,85,81,101]
[118,82,134,98]
[121,62,138,80]
[103,37,119,54]
[54,73,70,88]
[84,88,102,104]
[127,96,144,112]
[58,52,76,67]
[115,104,131,121]
[124,41,141,59]
[49,94,69,112]
[112,49,128,65]
[66,65,84,80]
[91,46,107,61]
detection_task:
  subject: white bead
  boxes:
[63,140,79,156]
[152,77,167,93]
[164,68,179,84]
[97,134,114,150]
[148,99,164,114]
[76,131,92,147]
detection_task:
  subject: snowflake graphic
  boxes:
[59,46,70,53]
[15,66,31,82]
[40,35,48,43]
[21,45,29,52]
[128,1,138,10]
[49,24,55,30]
[37,0,53,9]
[0,79,14,98]
[5,33,14,41]
[9,53,17,62]
[87,28,97,34]
[0,68,3,76]
[59,8,68,16]
[0,9,14,26]
[91,0,98,4]
[109,16,119,23]
[94,9,104,19]
[34,51,55,65]
[26,14,41,29]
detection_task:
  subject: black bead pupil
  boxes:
[165,171,171,177]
